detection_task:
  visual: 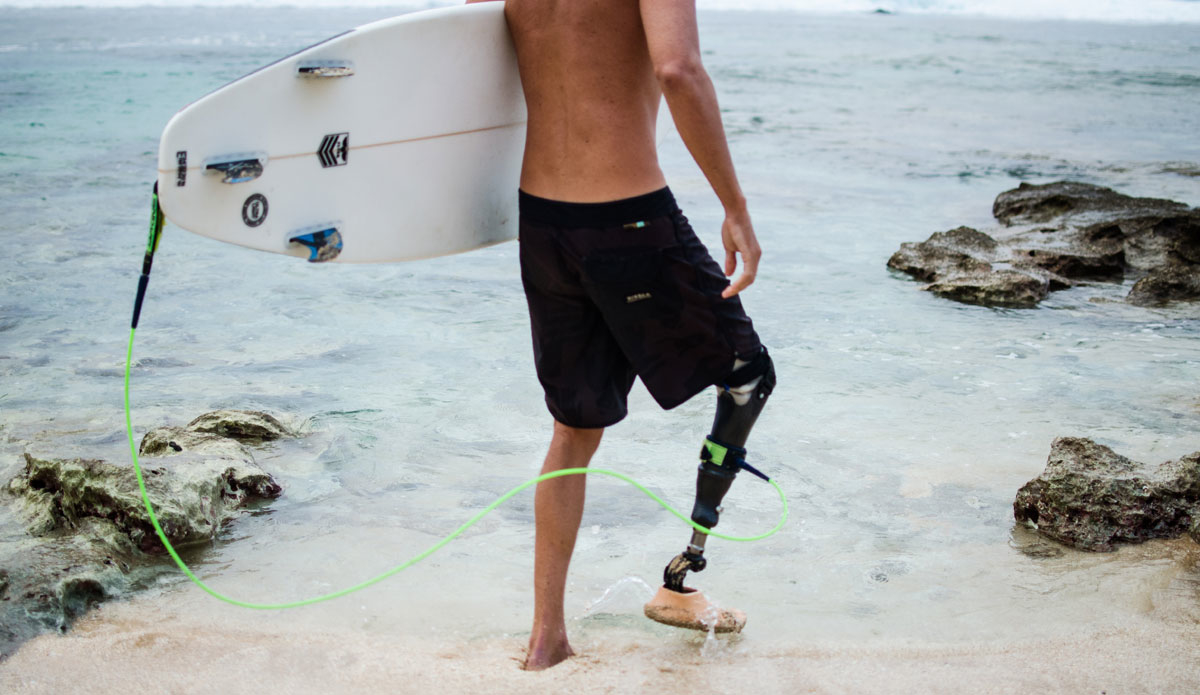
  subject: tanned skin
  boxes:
[469,0,761,670]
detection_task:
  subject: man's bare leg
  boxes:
[524,420,604,671]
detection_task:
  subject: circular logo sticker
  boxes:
[242,194,268,227]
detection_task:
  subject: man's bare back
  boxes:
[504,0,666,202]
[500,0,760,296]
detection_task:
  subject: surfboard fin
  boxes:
[204,154,267,184]
[297,61,355,78]
[289,227,343,263]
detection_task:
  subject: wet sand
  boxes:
[2,598,1198,694]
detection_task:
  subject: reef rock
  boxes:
[991,181,1187,226]
[923,269,1049,308]
[183,409,294,444]
[1013,437,1200,551]
[889,181,1200,307]
[1126,263,1200,306]
[0,410,289,657]
[9,452,281,551]
[887,226,998,282]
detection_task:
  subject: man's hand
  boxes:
[720,208,760,298]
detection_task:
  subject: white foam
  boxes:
[5,0,1200,24]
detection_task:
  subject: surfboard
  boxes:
[155,2,525,263]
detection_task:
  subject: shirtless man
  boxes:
[470,0,775,670]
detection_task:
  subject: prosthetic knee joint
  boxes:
[663,348,776,592]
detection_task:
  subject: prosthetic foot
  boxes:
[643,585,746,633]
[644,349,775,632]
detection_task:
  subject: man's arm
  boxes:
[641,0,760,298]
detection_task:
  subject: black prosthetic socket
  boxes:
[711,371,771,448]
[663,349,775,592]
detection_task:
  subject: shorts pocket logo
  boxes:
[626,292,652,304]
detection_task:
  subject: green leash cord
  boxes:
[125,186,788,610]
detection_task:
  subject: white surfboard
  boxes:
[155,2,525,263]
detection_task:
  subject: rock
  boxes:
[924,269,1049,308]
[9,452,281,551]
[0,517,145,657]
[888,245,991,283]
[888,226,1055,306]
[1010,247,1125,281]
[929,226,1003,257]
[993,181,1187,227]
[138,427,248,458]
[185,410,293,443]
[1013,437,1200,551]
[890,181,1200,307]
[1127,263,1200,306]
[1,410,292,657]
[1109,213,1200,271]
[887,226,999,279]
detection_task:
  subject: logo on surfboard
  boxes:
[176,151,187,187]
[242,194,269,227]
[318,133,350,168]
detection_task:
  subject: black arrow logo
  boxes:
[318,132,349,168]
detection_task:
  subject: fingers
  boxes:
[721,252,758,298]
[720,212,760,298]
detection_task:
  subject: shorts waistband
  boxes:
[519,187,678,228]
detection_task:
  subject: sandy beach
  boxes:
[3,596,1199,694]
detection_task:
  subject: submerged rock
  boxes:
[0,410,290,657]
[889,181,1200,307]
[1013,437,1200,551]
[184,409,294,443]
[923,269,1049,308]
[138,427,248,458]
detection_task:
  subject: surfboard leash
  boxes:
[131,182,165,331]
[125,185,789,610]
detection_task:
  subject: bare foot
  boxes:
[522,638,575,671]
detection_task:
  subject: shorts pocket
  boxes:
[582,247,683,323]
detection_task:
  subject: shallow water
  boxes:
[1,5,1199,668]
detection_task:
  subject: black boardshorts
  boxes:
[519,187,762,429]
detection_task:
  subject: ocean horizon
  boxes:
[5,0,1200,25]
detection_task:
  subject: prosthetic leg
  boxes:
[644,348,776,633]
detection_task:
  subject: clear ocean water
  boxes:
[1,2,1199,664]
